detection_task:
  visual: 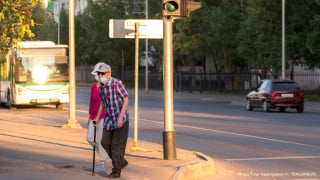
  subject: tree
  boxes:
[28,3,57,42]
[237,0,320,77]
[173,1,245,73]
[202,1,244,72]
[286,0,320,69]
[0,0,39,53]
[237,0,282,77]
[76,0,134,74]
[58,7,69,45]
[74,0,163,74]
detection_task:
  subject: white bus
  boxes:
[0,41,69,109]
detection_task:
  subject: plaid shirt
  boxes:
[99,77,130,130]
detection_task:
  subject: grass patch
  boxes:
[304,93,320,102]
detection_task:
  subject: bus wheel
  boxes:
[6,91,12,109]
[56,103,64,109]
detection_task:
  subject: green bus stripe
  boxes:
[16,83,69,87]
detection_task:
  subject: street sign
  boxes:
[109,19,163,39]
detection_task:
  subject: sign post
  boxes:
[109,19,163,148]
[133,22,141,147]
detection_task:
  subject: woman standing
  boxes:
[86,62,108,172]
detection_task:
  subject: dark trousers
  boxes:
[101,121,129,174]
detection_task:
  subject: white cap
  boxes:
[96,63,111,73]
[91,62,105,75]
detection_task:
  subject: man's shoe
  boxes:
[121,159,128,169]
[108,171,120,178]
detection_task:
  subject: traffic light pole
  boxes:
[162,16,176,160]
[161,0,201,160]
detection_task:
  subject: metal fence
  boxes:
[76,66,320,94]
[292,72,320,93]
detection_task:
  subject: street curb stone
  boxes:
[171,152,215,180]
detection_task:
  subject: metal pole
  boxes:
[145,0,149,94]
[58,3,60,44]
[92,125,96,176]
[282,0,285,80]
[62,0,81,128]
[162,17,176,160]
[133,23,140,147]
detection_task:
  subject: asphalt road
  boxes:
[1,86,319,179]
[125,89,320,179]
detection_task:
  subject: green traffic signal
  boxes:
[164,1,179,13]
[162,0,202,17]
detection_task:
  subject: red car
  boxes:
[246,80,304,113]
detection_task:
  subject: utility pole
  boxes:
[145,0,149,94]
[62,0,81,129]
[282,0,285,80]
[57,2,60,44]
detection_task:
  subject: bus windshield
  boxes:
[16,56,68,84]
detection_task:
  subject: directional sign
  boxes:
[109,19,163,39]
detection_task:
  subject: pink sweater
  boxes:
[89,82,106,120]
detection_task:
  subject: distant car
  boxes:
[246,80,304,113]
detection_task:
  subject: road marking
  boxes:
[73,108,320,149]
[225,156,320,161]
[138,118,320,149]
[175,111,262,121]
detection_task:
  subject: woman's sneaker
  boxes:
[95,163,105,172]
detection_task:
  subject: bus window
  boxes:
[16,58,28,82]
[0,56,4,80]
[0,53,9,80]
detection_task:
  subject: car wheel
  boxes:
[263,100,270,112]
[279,107,286,112]
[246,99,253,111]
[297,105,304,113]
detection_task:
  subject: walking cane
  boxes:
[92,122,97,176]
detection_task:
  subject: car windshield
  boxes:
[272,82,300,91]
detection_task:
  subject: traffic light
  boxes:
[162,0,202,17]
[162,0,187,17]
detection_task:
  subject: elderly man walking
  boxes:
[93,63,129,178]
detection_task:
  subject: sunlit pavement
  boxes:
[0,109,215,180]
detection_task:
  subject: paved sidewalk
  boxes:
[0,111,215,180]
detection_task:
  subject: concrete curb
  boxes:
[171,152,215,180]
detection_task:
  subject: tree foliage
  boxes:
[73,0,163,75]
[236,0,320,75]
[28,3,57,42]
[237,0,282,76]
[0,0,40,53]
[75,0,135,75]
[26,0,320,75]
